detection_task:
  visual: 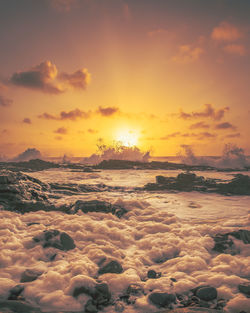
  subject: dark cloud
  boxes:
[97,106,119,117]
[38,108,92,121]
[12,148,42,162]
[179,104,229,121]
[54,127,68,134]
[215,122,236,130]
[10,61,90,94]
[50,0,78,12]
[23,118,32,124]
[0,95,13,107]
[189,121,210,130]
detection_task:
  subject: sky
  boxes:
[0,0,250,157]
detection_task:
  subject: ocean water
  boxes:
[0,168,250,312]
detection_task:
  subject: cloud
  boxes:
[55,136,63,140]
[160,132,181,140]
[12,148,42,162]
[10,61,90,94]
[97,106,119,117]
[0,95,13,107]
[54,127,68,134]
[189,122,210,130]
[215,122,236,130]
[160,131,216,141]
[148,28,172,37]
[225,133,241,138]
[223,44,247,56]
[23,118,32,124]
[88,128,98,134]
[59,69,91,90]
[50,0,78,12]
[179,104,229,121]
[211,22,243,42]
[10,61,62,94]
[38,108,92,121]
[172,45,204,64]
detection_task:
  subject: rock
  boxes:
[33,229,75,251]
[93,283,111,305]
[73,200,127,218]
[147,270,157,278]
[115,302,125,312]
[85,300,98,313]
[126,284,144,296]
[98,260,123,275]
[149,292,176,308]
[212,229,250,254]
[8,285,25,300]
[0,300,42,313]
[60,232,76,251]
[20,269,42,283]
[154,308,222,313]
[238,282,250,295]
[194,286,217,301]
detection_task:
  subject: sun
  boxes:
[115,129,139,147]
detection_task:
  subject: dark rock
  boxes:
[93,283,111,305]
[238,282,250,295]
[0,300,42,313]
[170,278,177,282]
[20,269,42,283]
[60,232,76,250]
[147,270,157,279]
[154,308,222,313]
[33,229,75,251]
[8,285,25,300]
[212,229,250,254]
[149,292,176,308]
[73,200,127,218]
[194,286,217,301]
[126,284,144,296]
[114,302,125,312]
[98,260,123,275]
[85,300,98,313]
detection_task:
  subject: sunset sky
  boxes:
[0,0,250,158]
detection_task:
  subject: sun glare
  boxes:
[115,129,139,147]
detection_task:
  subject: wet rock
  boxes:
[20,269,42,283]
[73,200,127,218]
[155,308,222,313]
[212,229,250,254]
[126,284,144,296]
[85,300,98,313]
[114,302,125,312]
[8,285,25,301]
[170,278,177,282]
[149,292,176,308]
[33,229,75,251]
[238,282,250,295]
[98,260,123,275]
[193,286,217,301]
[147,270,157,278]
[93,283,111,305]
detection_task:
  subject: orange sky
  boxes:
[0,0,249,158]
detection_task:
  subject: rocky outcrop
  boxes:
[144,172,250,195]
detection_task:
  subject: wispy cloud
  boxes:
[179,104,229,121]
[211,22,244,42]
[189,122,210,130]
[38,108,92,121]
[0,95,13,107]
[49,0,78,12]
[223,44,247,56]
[23,118,32,124]
[172,45,204,64]
[54,127,68,134]
[97,106,119,117]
